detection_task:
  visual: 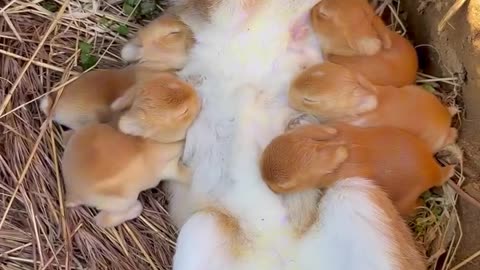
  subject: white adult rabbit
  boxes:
[173,177,426,270]
[166,0,426,269]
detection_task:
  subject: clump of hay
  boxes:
[0,0,471,269]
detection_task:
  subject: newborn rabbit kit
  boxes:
[62,74,200,228]
[310,0,418,87]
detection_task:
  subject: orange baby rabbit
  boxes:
[41,14,194,130]
[289,62,456,153]
[121,13,195,71]
[310,0,418,87]
[261,124,455,216]
[41,68,136,129]
[62,74,200,228]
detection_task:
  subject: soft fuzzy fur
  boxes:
[173,178,426,270]
[167,0,425,269]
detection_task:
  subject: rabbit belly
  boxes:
[175,0,323,228]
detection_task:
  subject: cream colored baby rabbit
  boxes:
[62,74,200,228]
[121,13,195,70]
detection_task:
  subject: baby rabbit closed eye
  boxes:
[289,62,456,153]
[261,124,455,216]
[62,74,200,228]
[310,0,418,87]
[121,13,195,71]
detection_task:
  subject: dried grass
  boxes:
[0,1,175,269]
[0,0,471,269]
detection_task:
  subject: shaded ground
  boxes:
[402,0,480,269]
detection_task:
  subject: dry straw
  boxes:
[0,0,473,269]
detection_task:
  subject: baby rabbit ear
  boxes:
[111,88,136,112]
[283,143,348,190]
[312,144,349,175]
[348,35,382,56]
[356,73,376,93]
[372,16,392,49]
[118,112,144,137]
[354,74,378,112]
[312,2,330,19]
[121,38,143,62]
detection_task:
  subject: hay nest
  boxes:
[0,0,468,269]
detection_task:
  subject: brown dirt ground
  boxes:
[401,0,480,269]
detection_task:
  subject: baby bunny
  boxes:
[261,124,455,216]
[62,74,200,228]
[310,0,418,87]
[121,13,195,71]
[289,62,457,153]
[40,68,136,130]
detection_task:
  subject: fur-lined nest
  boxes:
[0,0,469,269]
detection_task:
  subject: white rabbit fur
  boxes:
[173,178,425,270]
[167,0,425,269]
[168,0,322,229]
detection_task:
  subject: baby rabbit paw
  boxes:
[286,113,320,131]
[94,202,143,228]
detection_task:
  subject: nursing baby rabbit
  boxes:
[41,14,194,129]
[311,0,418,87]
[62,74,200,228]
[121,13,195,70]
[261,124,454,216]
[290,62,456,153]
